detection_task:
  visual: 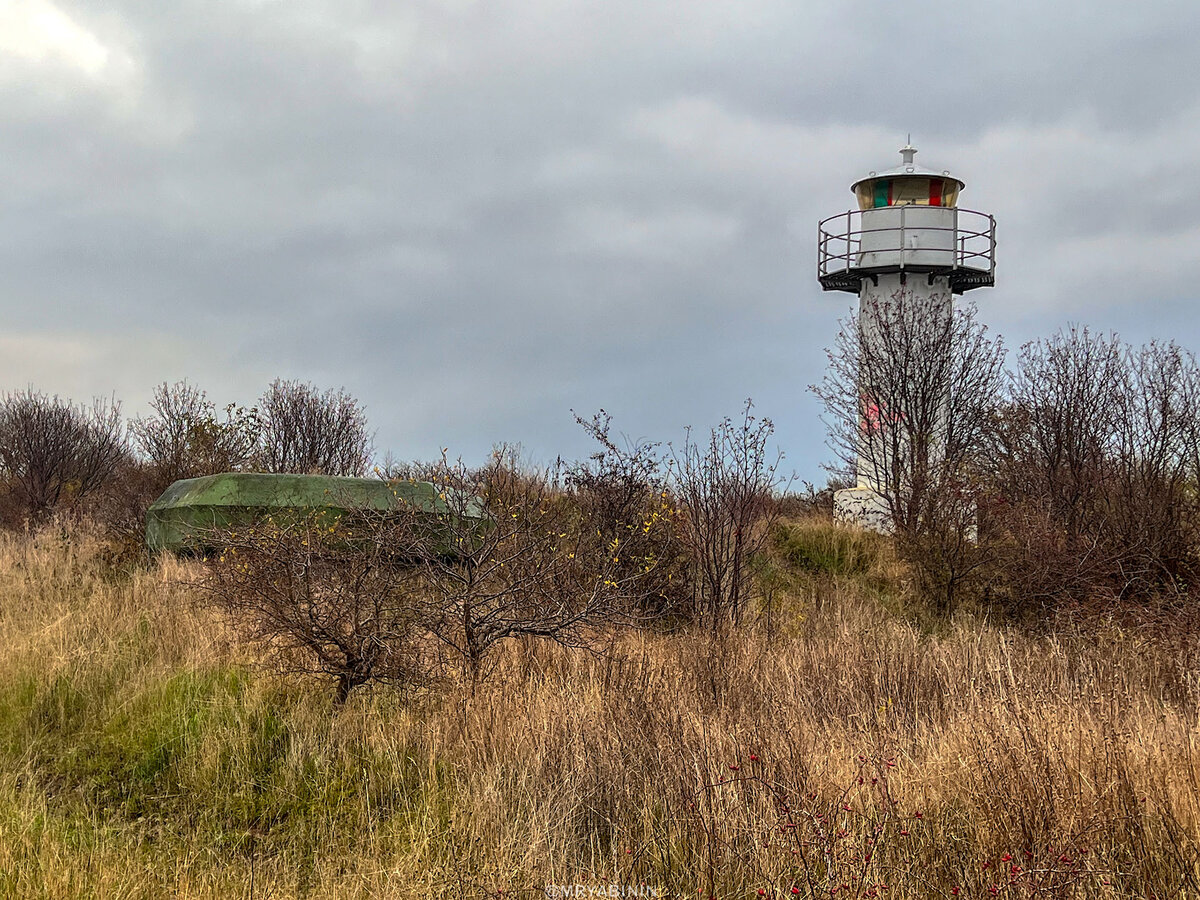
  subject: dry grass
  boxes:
[0,521,1197,898]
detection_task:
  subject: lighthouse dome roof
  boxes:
[850,143,965,194]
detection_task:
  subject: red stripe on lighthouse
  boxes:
[929,178,943,206]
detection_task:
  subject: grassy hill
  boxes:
[0,521,1197,898]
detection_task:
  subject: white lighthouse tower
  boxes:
[817,143,996,530]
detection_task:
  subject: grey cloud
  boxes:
[2,0,1200,478]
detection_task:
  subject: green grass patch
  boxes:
[0,651,454,872]
[770,518,884,578]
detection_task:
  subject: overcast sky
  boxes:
[3,0,1199,481]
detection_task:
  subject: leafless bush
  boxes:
[813,291,1005,612]
[669,400,785,632]
[410,446,667,684]
[130,381,258,485]
[999,328,1124,543]
[198,511,429,704]
[772,478,851,519]
[1109,340,1200,594]
[993,329,1200,606]
[256,379,372,476]
[815,291,1004,534]
[0,389,128,521]
[197,444,672,697]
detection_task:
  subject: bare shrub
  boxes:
[198,511,429,704]
[1108,340,1200,595]
[257,379,372,476]
[130,380,258,485]
[813,291,1005,612]
[994,329,1200,606]
[0,389,127,521]
[989,329,1126,608]
[1000,328,1124,543]
[411,446,666,684]
[772,477,851,519]
[195,444,670,697]
[105,382,261,545]
[670,400,785,632]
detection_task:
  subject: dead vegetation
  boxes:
[0,520,1198,898]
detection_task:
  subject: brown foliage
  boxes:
[256,379,372,477]
[129,380,258,486]
[412,447,672,683]
[989,329,1200,607]
[670,400,786,632]
[0,389,128,522]
[198,511,429,704]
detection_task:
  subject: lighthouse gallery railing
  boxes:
[817,206,996,293]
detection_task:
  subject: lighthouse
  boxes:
[817,143,996,530]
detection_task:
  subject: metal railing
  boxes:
[817,206,996,292]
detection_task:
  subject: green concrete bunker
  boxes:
[146,472,488,555]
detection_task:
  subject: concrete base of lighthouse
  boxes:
[833,486,892,534]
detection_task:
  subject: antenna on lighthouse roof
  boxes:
[900,136,917,165]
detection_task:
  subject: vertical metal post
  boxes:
[847,209,852,270]
[990,216,996,275]
[952,207,959,270]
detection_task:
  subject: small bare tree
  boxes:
[669,400,784,633]
[1108,339,1200,595]
[816,290,1004,533]
[813,290,1005,611]
[0,389,127,519]
[130,381,258,484]
[1001,328,1124,543]
[257,379,372,476]
[198,511,429,705]
[408,447,664,685]
[994,329,1200,604]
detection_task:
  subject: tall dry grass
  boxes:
[0,521,1197,898]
